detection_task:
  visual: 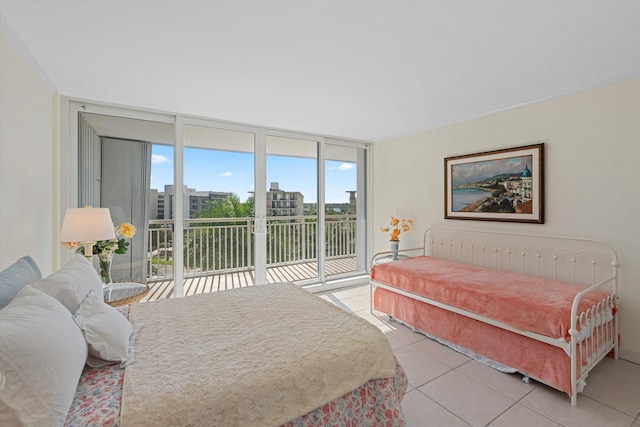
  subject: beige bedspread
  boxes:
[121,283,396,427]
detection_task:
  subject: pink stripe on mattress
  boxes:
[371,256,609,340]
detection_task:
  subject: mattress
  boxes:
[372,255,610,340]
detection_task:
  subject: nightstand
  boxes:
[103,282,149,307]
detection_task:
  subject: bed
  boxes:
[370,227,619,406]
[0,255,407,426]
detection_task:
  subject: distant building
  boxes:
[157,191,165,218]
[267,182,304,216]
[149,189,159,219]
[325,191,356,215]
[346,190,356,214]
[150,183,350,219]
[152,185,231,219]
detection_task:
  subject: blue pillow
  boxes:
[0,256,42,308]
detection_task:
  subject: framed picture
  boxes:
[445,143,544,223]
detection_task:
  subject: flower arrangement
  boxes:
[90,222,136,256]
[93,222,136,284]
[63,222,136,284]
[380,215,413,241]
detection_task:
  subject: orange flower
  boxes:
[380,215,413,241]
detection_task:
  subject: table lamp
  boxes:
[59,207,116,259]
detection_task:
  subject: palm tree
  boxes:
[198,194,254,220]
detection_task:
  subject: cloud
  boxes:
[337,163,354,171]
[221,171,232,177]
[152,154,170,164]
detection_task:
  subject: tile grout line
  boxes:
[410,387,473,427]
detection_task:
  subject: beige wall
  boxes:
[373,77,640,363]
[0,33,56,274]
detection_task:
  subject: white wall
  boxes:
[373,77,640,363]
[0,32,56,274]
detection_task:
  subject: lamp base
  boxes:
[80,242,95,260]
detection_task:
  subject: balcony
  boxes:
[142,215,359,302]
[140,256,356,302]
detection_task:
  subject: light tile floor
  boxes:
[317,284,640,427]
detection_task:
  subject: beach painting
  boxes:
[445,143,544,223]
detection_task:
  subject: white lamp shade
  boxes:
[59,207,116,242]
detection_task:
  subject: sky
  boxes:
[150,145,357,203]
[451,155,532,186]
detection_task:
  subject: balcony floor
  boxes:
[141,256,357,302]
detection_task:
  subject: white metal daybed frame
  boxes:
[370,227,619,406]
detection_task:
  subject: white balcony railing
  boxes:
[147,215,357,281]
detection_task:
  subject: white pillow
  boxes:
[74,290,133,367]
[31,254,103,313]
[0,286,88,427]
[0,256,41,309]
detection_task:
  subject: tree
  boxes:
[184,194,255,270]
[199,193,253,219]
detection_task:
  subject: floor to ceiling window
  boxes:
[76,110,175,288]
[148,143,174,286]
[324,143,367,279]
[69,101,369,298]
[182,121,257,292]
[266,134,319,284]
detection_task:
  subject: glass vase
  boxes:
[98,252,113,285]
[390,240,399,260]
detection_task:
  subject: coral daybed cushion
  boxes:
[371,256,610,340]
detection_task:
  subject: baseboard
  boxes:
[619,348,640,365]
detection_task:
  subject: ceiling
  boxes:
[2,0,640,142]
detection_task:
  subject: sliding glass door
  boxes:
[266,134,319,284]
[324,143,367,280]
[75,107,175,291]
[263,134,369,287]
[70,102,369,297]
[182,121,258,291]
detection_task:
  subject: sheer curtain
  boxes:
[99,137,151,282]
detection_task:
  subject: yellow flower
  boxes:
[63,221,136,257]
[117,223,136,238]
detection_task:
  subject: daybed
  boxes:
[0,255,407,426]
[370,227,619,406]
